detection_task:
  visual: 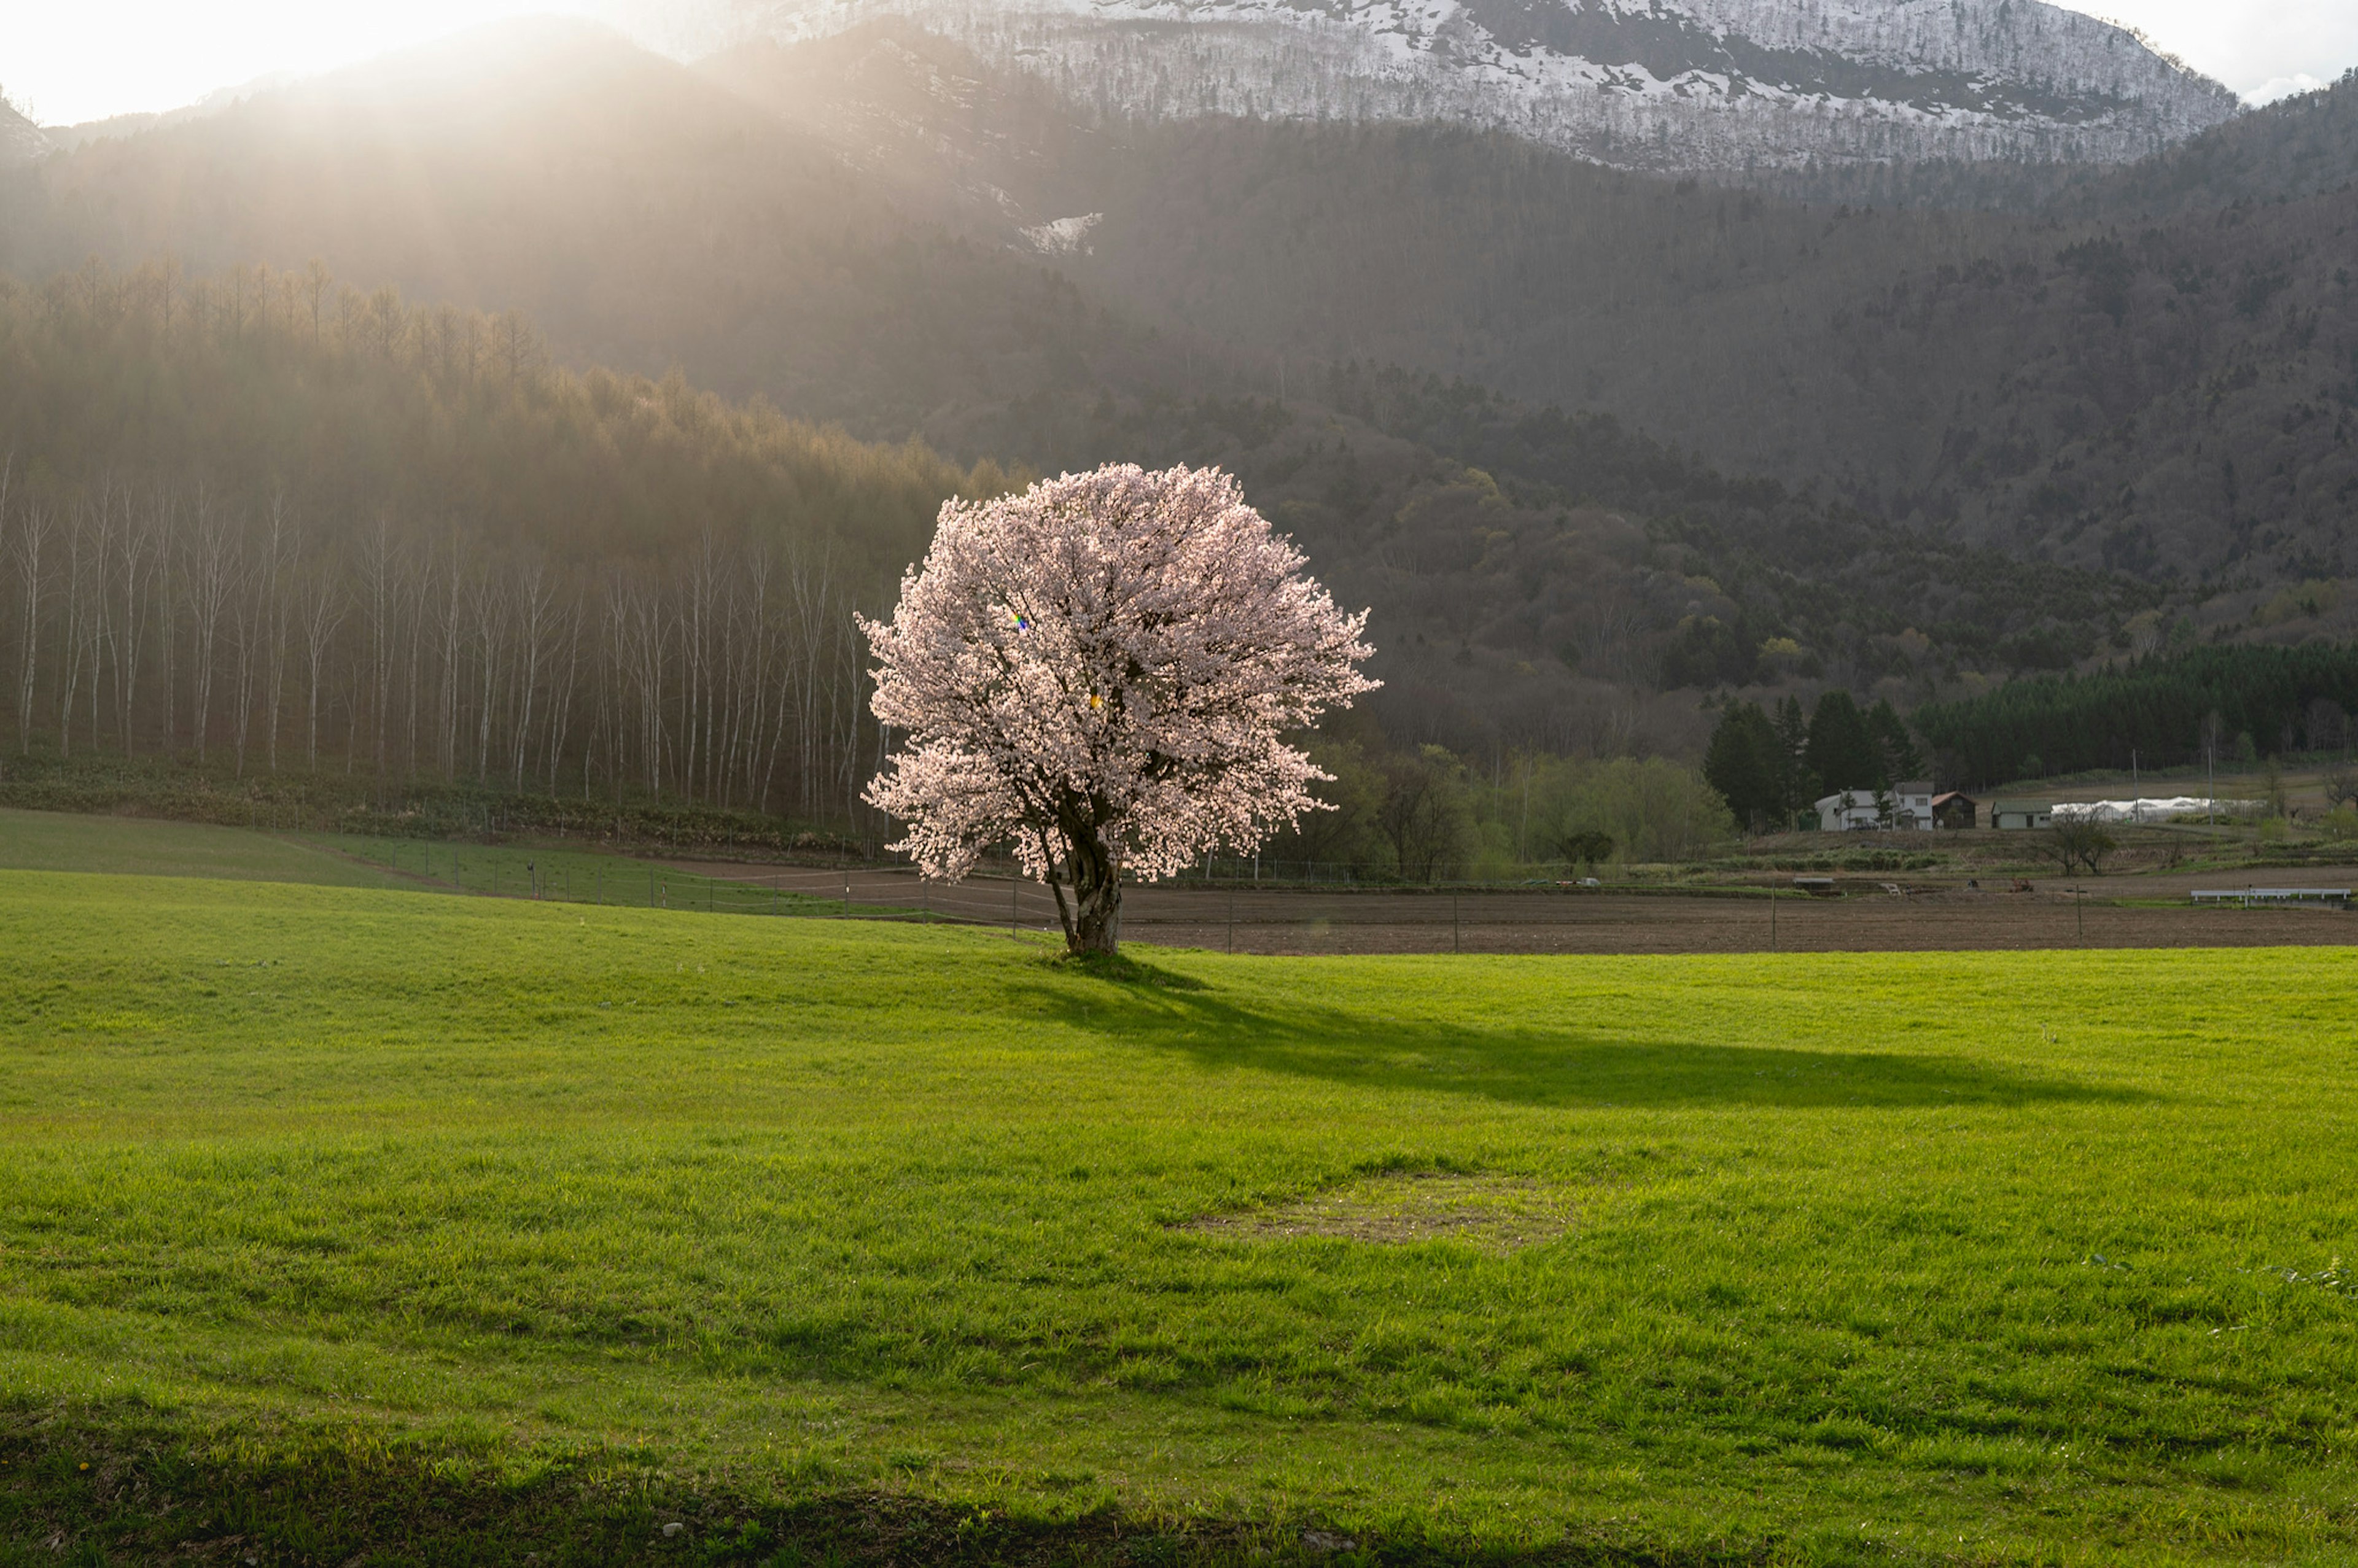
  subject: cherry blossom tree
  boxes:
[862,464,1376,955]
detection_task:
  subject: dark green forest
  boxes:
[1702,691,1927,830]
[1912,644,2358,786]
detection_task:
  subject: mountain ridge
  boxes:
[612,0,2239,176]
[0,96,49,163]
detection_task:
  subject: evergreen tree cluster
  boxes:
[1704,691,1928,829]
[1910,644,2358,785]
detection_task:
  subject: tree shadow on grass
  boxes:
[1016,977,2138,1111]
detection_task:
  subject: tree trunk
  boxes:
[1069,870,1121,955]
[1056,815,1122,955]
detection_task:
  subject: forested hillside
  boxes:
[0,260,1683,769]
[0,262,998,823]
[1032,94,2358,583]
[2,20,2351,778]
[12,25,2352,598]
[705,28,2358,585]
[2054,69,2358,219]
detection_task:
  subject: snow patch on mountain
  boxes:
[1022,212,1102,254]
[608,0,2239,173]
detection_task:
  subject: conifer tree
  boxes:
[1804,691,1881,796]
[1867,699,1928,783]
[1773,696,1811,819]
[1702,702,1784,831]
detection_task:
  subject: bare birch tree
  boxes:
[297,564,346,772]
[182,488,236,764]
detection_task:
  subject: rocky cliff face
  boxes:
[610,0,2241,173]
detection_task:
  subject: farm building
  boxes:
[1932,791,1979,829]
[1990,799,2055,831]
[1815,781,1936,831]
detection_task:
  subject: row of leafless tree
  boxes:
[0,466,881,822]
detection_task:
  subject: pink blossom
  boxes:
[862,464,1376,953]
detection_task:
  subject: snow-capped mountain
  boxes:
[604,0,2240,173]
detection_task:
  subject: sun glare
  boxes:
[7,2,605,126]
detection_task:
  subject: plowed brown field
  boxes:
[667,860,2357,955]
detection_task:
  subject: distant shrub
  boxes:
[1828,850,1941,872]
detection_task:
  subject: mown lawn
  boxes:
[0,851,2354,1564]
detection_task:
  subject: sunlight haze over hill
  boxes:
[7,1,605,123]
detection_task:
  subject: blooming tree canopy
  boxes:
[862,463,1376,954]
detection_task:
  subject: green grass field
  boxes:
[1,815,2356,1565]
[0,808,418,890]
[0,807,863,918]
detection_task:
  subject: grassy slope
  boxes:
[0,808,415,888]
[0,864,2354,1564]
[0,808,853,917]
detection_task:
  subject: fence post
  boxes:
[843,872,850,918]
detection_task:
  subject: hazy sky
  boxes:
[4,1,2353,126]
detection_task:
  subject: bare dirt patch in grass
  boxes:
[1184,1171,1576,1251]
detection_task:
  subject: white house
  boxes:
[1815,781,1936,831]
[1989,799,2055,831]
